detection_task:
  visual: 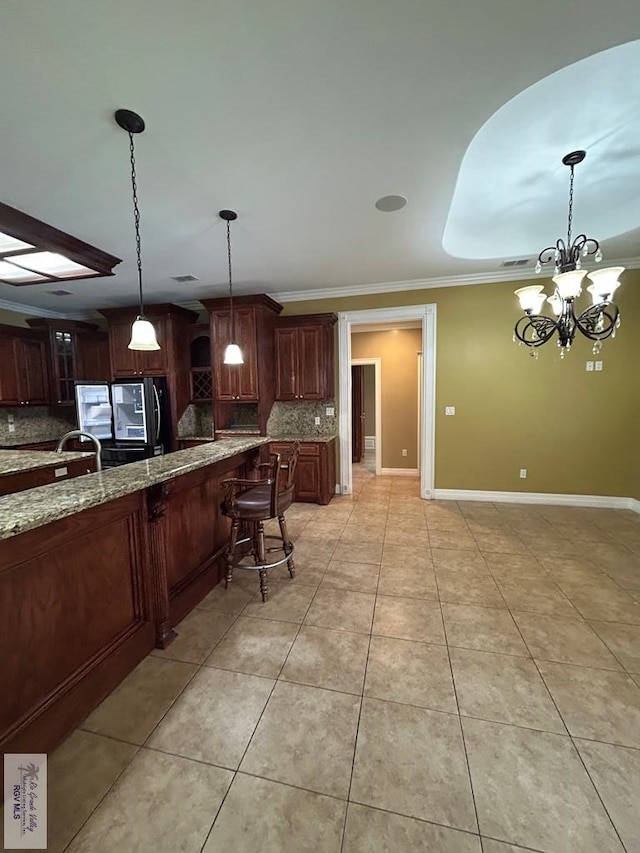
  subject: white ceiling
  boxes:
[0,0,638,316]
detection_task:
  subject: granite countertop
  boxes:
[0,450,95,477]
[267,433,337,443]
[181,433,338,444]
[0,437,269,542]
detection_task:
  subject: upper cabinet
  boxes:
[210,306,259,401]
[274,314,337,401]
[0,325,50,406]
[100,304,198,451]
[27,318,108,404]
[76,331,110,382]
[103,315,169,377]
[189,326,212,402]
[202,295,282,434]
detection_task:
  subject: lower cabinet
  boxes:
[268,439,336,505]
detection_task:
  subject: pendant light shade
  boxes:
[114,109,160,352]
[223,343,244,364]
[129,316,160,351]
[220,209,244,365]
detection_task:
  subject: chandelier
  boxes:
[513,150,623,358]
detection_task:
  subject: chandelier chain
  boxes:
[127,130,144,316]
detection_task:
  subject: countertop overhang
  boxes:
[0,450,95,477]
[0,437,269,541]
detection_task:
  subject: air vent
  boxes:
[502,259,531,268]
[48,289,73,296]
[171,274,199,282]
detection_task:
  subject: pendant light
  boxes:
[220,209,244,365]
[115,109,160,351]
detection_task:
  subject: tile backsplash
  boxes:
[0,406,77,446]
[267,400,337,437]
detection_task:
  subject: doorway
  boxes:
[338,305,437,498]
[351,358,381,475]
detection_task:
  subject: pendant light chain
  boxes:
[226,218,235,341]
[127,130,144,317]
[566,164,575,248]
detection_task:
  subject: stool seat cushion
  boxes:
[234,483,295,520]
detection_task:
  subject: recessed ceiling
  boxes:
[443,40,640,260]
[0,1,638,316]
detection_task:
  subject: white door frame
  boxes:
[351,357,382,475]
[338,304,437,499]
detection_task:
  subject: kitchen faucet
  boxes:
[57,430,103,472]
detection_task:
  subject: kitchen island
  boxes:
[0,448,96,496]
[0,437,268,754]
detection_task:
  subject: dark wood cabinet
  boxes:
[27,318,109,404]
[210,307,259,401]
[104,317,169,377]
[274,314,336,401]
[189,326,213,402]
[203,295,283,434]
[100,305,198,452]
[76,331,110,381]
[268,439,336,504]
[0,326,50,406]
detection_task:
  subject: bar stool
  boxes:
[221,443,300,601]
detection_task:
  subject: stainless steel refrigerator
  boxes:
[75,377,171,467]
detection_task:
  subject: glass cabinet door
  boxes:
[53,330,76,403]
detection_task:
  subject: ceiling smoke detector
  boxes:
[171,274,199,283]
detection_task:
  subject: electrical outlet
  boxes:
[314,416,321,425]
[7,414,14,424]
[8,423,15,433]
[402,449,408,457]
[595,360,603,371]
[445,406,455,416]
[326,406,335,416]
[519,468,527,478]
[586,361,594,371]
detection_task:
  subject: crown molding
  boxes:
[0,297,91,321]
[269,256,640,304]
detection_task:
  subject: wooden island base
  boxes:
[0,445,258,754]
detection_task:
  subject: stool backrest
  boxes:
[271,441,300,516]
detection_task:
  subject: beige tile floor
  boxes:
[36,465,640,852]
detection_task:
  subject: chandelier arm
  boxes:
[574,303,619,341]
[514,314,558,348]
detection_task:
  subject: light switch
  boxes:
[595,361,603,371]
[326,406,335,416]
[314,416,321,425]
[585,361,594,371]
[445,406,455,416]
[8,423,15,433]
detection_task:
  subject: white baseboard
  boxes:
[381,468,419,477]
[364,435,376,450]
[433,489,640,512]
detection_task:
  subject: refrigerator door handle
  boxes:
[153,384,161,442]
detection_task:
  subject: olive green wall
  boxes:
[352,329,421,469]
[282,270,640,497]
[0,308,30,327]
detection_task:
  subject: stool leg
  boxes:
[256,520,269,602]
[278,514,296,578]
[226,518,239,588]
